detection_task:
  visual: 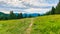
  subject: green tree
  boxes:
[9,11,17,19]
[0,12,8,20]
[28,14,32,18]
[55,1,60,14]
[45,6,55,15]
[51,6,55,14]
[45,11,51,15]
[38,14,41,16]
[17,13,23,19]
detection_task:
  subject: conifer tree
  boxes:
[17,13,23,19]
[55,1,60,14]
[9,11,17,19]
[51,6,55,14]
[45,6,55,15]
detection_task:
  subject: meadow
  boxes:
[0,18,31,34]
[0,15,60,34]
[31,15,60,34]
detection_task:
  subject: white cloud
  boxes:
[0,0,59,14]
[23,8,51,14]
[0,0,58,8]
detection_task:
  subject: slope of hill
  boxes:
[0,18,32,34]
[0,15,60,34]
[31,15,60,34]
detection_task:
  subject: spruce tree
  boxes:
[45,7,55,15]
[17,13,23,19]
[55,1,60,14]
[51,6,55,14]
[9,11,17,19]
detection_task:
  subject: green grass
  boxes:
[31,15,60,34]
[0,15,60,34]
[0,18,31,34]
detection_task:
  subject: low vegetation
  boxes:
[0,15,60,34]
[0,18,31,34]
[31,15,60,34]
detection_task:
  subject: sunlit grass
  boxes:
[0,15,60,34]
[0,18,31,34]
[31,15,60,34]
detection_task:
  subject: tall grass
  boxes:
[0,15,60,34]
[31,15,60,34]
[0,18,31,34]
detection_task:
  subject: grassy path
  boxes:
[25,18,34,34]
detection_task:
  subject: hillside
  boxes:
[0,18,32,34]
[0,15,60,34]
[31,15,60,34]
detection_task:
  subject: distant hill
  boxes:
[0,12,4,14]
[15,13,41,17]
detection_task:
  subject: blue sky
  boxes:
[0,0,59,14]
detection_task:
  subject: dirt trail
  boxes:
[25,18,34,34]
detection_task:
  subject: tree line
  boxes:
[45,1,60,15]
[0,11,41,20]
[0,11,23,20]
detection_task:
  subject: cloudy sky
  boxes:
[0,0,59,14]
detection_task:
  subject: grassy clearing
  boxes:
[31,15,60,34]
[0,15,60,34]
[0,18,32,34]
